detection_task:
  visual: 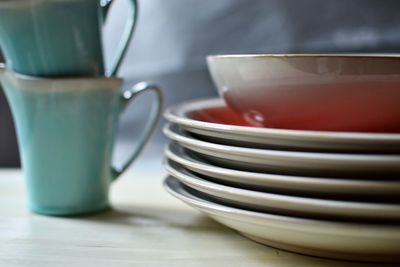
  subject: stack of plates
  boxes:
[163,98,400,262]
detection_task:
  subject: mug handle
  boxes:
[101,0,138,77]
[111,82,162,181]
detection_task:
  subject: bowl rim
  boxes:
[207,53,400,60]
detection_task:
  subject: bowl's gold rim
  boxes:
[207,54,400,59]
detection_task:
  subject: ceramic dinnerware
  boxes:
[163,124,400,177]
[207,54,400,132]
[165,159,400,221]
[0,64,162,215]
[0,0,137,77]
[165,142,400,199]
[165,98,400,152]
[164,176,400,263]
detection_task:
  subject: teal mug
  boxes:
[0,64,162,215]
[0,0,137,77]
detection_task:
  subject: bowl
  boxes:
[207,54,400,132]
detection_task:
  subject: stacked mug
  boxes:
[0,0,162,216]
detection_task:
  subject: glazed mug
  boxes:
[0,64,162,215]
[0,0,137,77]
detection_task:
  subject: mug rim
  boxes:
[0,64,121,83]
[0,64,122,92]
[207,53,400,60]
[0,0,85,7]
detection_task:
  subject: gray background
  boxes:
[2,0,400,167]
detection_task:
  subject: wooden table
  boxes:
[0,156,395,267]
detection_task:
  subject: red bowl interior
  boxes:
[188,101,400,133]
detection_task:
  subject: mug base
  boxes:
[28,202,111,217]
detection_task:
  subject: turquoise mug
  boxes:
[0,0,137,77]
[0,64,162,215]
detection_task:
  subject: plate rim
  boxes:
[163,123,400,163]
[165,142,400,193]
[164,159,400,220]
[164,176,400,235]
[164,176,400,262]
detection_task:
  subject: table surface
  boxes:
[0,154,396,267]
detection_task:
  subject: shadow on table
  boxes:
[70,205,398,267]
[76,204,223,232]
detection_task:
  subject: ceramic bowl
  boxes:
[207,54,400,132]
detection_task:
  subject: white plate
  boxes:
[164,176,400,262]
[163,123,400,177]
[164,98,400,152]
[165,159,400,221]
[165,142,400,199]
